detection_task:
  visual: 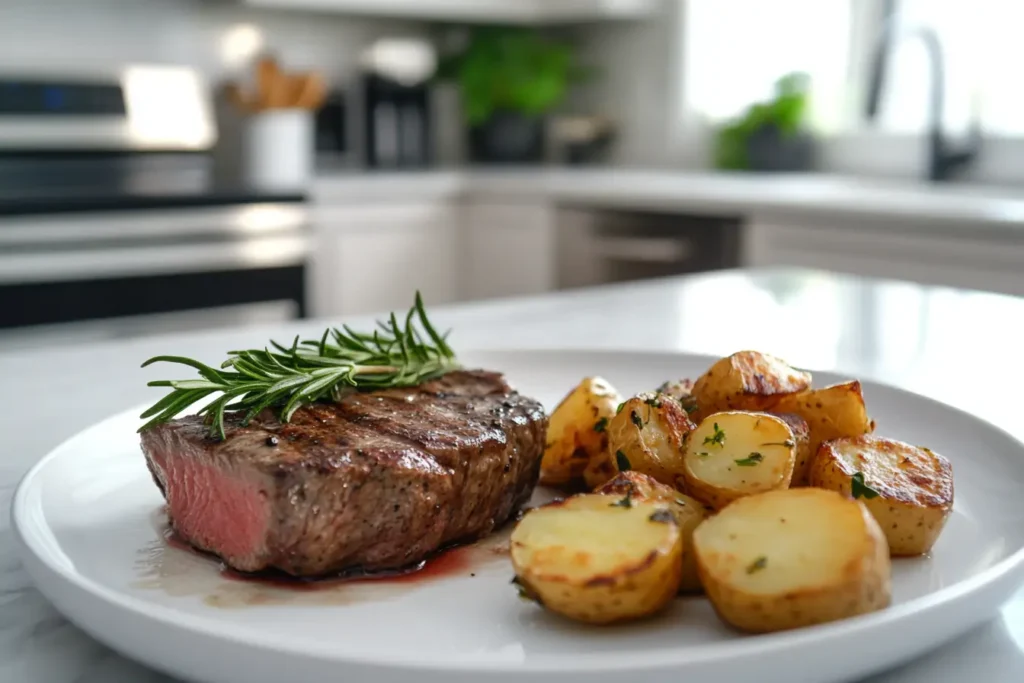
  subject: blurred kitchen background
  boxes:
[2,0,1023,352]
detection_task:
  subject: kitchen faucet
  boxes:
[864,19,981,182]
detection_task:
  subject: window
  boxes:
[682,0,854,130]
[682,0,1024,137]
[878,0,1024,136]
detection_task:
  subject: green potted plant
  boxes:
[713,72,816,172]
[437,26,589,164]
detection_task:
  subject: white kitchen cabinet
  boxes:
[241,0,657,23]
[745,214,1024,298]
[310,202,460,318]
[460,200,557,300]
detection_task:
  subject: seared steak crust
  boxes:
[141,369,547,576]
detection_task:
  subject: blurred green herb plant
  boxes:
[713,72,810,170]
[437,26,590,125]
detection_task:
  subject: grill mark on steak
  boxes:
[140,369,547,577]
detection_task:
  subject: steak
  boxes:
[140,369,547,577]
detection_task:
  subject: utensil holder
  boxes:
[240,109,313,192]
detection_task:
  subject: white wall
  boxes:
[564,0,687,167]
[0,0,425,88]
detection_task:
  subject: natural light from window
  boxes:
[883,0,1024,136]
[683,0,852,129]
[683,0,1024,137]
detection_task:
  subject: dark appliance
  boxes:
[314,89,349,156]
[361,73,431,169]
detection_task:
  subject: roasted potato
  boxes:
[595,471,710,593]
[809,435,954,556]
[682,412,796,510]
[691,351,811,419]
[540,377,622,487]
[771,412,813,486]
[693,488,892,633]
[770,381,875,456]
[656,378,700,417]
[510,493,683,624]
[605,392,695,490]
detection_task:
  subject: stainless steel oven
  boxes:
[0,65,312,351]
[0,201,310,351]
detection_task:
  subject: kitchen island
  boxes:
[2,267,1023,682]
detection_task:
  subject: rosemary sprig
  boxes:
[138,292,458,440]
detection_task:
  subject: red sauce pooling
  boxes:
[164,529,475,591]
[221,546,474,590]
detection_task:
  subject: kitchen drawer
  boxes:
[747,218,1024,297]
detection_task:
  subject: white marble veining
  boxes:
[3,267,1024,682]
[313,168,1024,231]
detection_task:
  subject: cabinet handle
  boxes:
[590,236,692,263]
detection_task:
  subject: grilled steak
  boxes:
[140,369,547,577]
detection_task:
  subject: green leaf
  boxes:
[615,450,631,471]
[851,472,881,500]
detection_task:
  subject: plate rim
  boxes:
[12,348,1024,674]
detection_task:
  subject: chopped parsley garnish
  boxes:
[681,397,699,414]
[851,472,881,500]
[703,422,726,448]
[610,486,634,509]
[644,395,662,408]
[615,449,632,471]
[698,451,710,458]
[616,401,626,414]
[763,440,796,448]
[511,575,536,602]
[593,417,609,433]
[747,556,767,574]
[734,452,764,466]
[648,509,675,524]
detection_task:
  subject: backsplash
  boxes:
[0,0,426,86]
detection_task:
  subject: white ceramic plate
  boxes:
[13,350,1024,683]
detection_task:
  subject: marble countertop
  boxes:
[3,267,1024,682]
[313,168,1024,231]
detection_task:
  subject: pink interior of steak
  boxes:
[153,452,270,570]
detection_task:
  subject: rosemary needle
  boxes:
[138,291,458,440]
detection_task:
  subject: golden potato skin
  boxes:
[540,377,622,487]
[693,488,892,633]
[581,448,618,491]
[809,435,954,556]
[510,493,684,625]
[691,351,811,419]
[771,412,813,486]
[605,392,696,490]
[770,381,875,457]
[594,470,680,500]
[682,412,796,511]
[656,378,700,417]
[595,472,709,593]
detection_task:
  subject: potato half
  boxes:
[693,488,892,633]
[682,412,796,510]
[595,471,710,593]
[605,392,696,490]
[540,377,622,487]
[809,435,954,556]
[770,381,875,456]
[510,493,684,624]
[691,351,811,419]
[771,412,813,486]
